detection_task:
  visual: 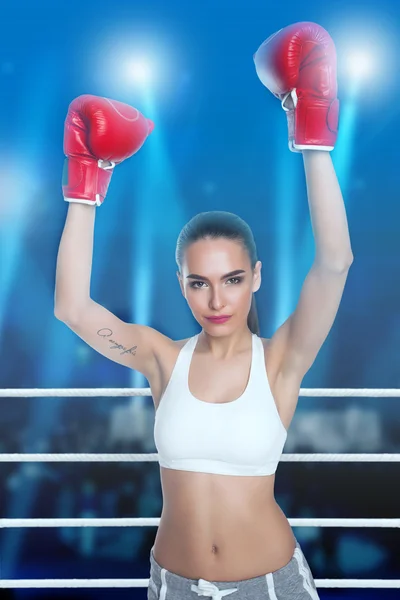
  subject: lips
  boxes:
[206,316,231,323]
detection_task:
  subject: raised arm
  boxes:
[54,95,167,381]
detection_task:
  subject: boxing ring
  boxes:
[0,386,399,590]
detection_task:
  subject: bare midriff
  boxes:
[152,467,296,582]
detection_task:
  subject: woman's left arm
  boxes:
[303,150,353,267]
[254,22,354,384]
[271,150,354,383]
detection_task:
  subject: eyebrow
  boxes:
[186,269,246,281]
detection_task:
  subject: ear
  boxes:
[252,261,262,293]
[176,271,186,297]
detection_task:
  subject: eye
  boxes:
[189,277,243,289]
[189,281,205,289]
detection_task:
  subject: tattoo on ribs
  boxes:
[97,328,137,356]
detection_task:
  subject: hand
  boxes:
[254,22,339,152]
[62,94,154,205]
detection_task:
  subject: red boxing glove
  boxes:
[254,22,339,152]
[62,94,154,205]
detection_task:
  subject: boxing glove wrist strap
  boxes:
[288,95,339,152]
[62,157,115,206]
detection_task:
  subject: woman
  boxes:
[55,21,353,600]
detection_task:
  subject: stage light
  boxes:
[125,57,154,86]
[346,51,374,81]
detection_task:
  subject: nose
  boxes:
[209,289,226,311]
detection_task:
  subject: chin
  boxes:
[201,318,235,332]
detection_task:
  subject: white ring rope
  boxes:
[0,517,398,528]
[0,387,399,397]
[0,453,398,462]
[0,387,397,589]
[0,578,396,589]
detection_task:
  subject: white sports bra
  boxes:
[154,333,287,476]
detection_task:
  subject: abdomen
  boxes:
[153,468,296,581]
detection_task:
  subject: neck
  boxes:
[198,324,253,360]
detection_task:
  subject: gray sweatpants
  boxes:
[148,539,320,599]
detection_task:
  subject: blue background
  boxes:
[0,0,399,598]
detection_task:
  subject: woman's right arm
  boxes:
[54,203,96,319]
[54,96,168,381]
[54,204,169,381]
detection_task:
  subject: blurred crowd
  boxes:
[0,395,398,587]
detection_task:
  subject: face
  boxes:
[177,238,262,332]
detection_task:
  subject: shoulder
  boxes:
[149,335,194,408]
[259,336,272,365]
[259,335,286,391]
[174,337,192,349]
[260,334,286,373]
[260,336,272,361]
[152,334,191,373]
